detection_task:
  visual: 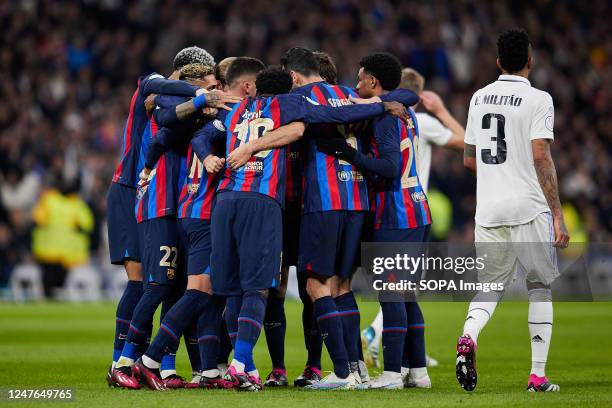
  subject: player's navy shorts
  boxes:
[139,216,181,285]
[282,200,301,268]
[298,210,365,279]
[210,191,282,296]
[179,218,211,276]
[107,182,141,265]
[373,225,431,243]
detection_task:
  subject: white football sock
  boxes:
[230,358,245,373]
[401,366,410,379]
[463,290,503,342]
[371,308,384,342]
[115,357,134,368]
[409,367,428,378]
[248,369,260,378]
[528,288,553,377]
[202,369,220,378]
[142,354,160,369]
[160,369,176,379]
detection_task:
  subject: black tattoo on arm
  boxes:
[534,144,563,217]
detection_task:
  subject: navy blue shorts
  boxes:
[210,191,282,296]
[139,216,182,285]
[282,200,301,268]
[179,218,211,276]
[298,210,365,279]
[107,182,141,265]
[373,225,431,243]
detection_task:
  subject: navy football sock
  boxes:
[298,272,322,369]
[381,302,407,373]
[335,291,361,371]
[234,291,267,372]
[264,289,286,369]
[225,296,242,349]
[120,283,173,362]
[184,322,201,373]
[198,297,222,371]
[314,296,349,378]
[404,301,426,368]
[113,280,143,362]
[145,289,211,363]
[217,317,233,366]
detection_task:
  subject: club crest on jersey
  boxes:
[337,170,364,182]
[411,191,427,202]
[187,182,200,194]
[167,268,175,280]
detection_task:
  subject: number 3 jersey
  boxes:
[370,109,431,230]
[465,74,554,227]
[192,93,387,206]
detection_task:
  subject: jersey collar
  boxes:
[497,74,531,86]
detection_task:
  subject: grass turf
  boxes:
[0,300,611,407]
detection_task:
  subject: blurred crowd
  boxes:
[0,0,610,293]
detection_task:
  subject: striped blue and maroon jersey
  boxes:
[135,121,188,223]
[177,143,221,220]
[191,93,388,206]
[371,109,431,229]
[291,82,369,213]
[113,73,198,188]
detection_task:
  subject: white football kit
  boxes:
[415,112,452,193]
[465,74,558,285]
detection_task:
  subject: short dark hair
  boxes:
[314,51,337,85]
[359,52,402,91]
[497,29,530,73]
[256,66,293,95]
[280,47,320,77]
[173,46,215,70]
[225,57,265,86]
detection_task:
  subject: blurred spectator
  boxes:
[31,178,94,298]
[0,0,609,294]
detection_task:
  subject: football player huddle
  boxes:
[106,28,568,393]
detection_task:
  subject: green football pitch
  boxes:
[1,300,611,407]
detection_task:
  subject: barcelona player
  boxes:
[318,52,432,389]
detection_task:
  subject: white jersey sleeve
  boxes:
[418,113,452,146]
[530,92,554,141]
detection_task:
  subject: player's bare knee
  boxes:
[306,274,330,300]
[186,274,213,294]
[124,260,142,281]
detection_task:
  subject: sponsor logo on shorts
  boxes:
[167,268,175,280]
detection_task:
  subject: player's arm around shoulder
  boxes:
[531,92,569,248]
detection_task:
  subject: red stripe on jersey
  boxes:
[155,156,167,217]
[311,86,327,105]
[240,99,261,192]
[325,153,341,209]
[422,198,432,224]
[266,98,282,196]
[136,193,144,222]
[219,168,232,190]
[113,81,140,182]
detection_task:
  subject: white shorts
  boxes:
[475,211,559,286]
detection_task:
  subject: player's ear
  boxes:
[527,55,533,70]
[496,58,502,72]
